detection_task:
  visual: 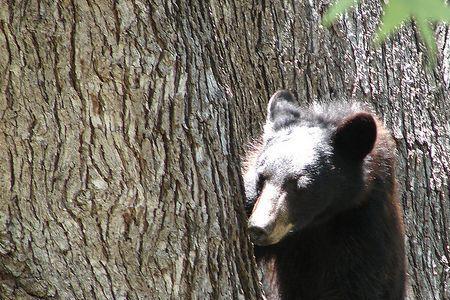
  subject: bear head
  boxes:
[244,90,377,246]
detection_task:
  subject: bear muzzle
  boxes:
[247,182,294,246]
[248,224,271,246]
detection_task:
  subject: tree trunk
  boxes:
[0,1,448,300]
[0,1,263,299]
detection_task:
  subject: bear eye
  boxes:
[285,175,310,190]
[256,173,266,194]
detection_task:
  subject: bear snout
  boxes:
[248,224,270,245]
[247,182,293,246]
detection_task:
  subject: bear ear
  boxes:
[333,112,377,161]
[266,90,299,124]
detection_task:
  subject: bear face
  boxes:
[244,90,378,246]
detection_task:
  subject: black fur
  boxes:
[243,91,405,300]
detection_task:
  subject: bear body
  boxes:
[243,91,405,300]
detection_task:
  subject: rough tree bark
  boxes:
[0,1,449,300]
[0,1,263,299]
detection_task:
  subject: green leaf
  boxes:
[373,0,410,45]
[412,0,450,22]
[322,0,360,27]
[322,0,450,63]
[415,18,437,64]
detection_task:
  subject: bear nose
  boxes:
[248,225,268,244]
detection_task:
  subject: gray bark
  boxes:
[0,1,261,299]
[0,0,449,299]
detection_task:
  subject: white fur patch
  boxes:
[264,126,329,176]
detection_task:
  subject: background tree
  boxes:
[0,1,448,299]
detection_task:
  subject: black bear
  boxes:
[243,90,405,299]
